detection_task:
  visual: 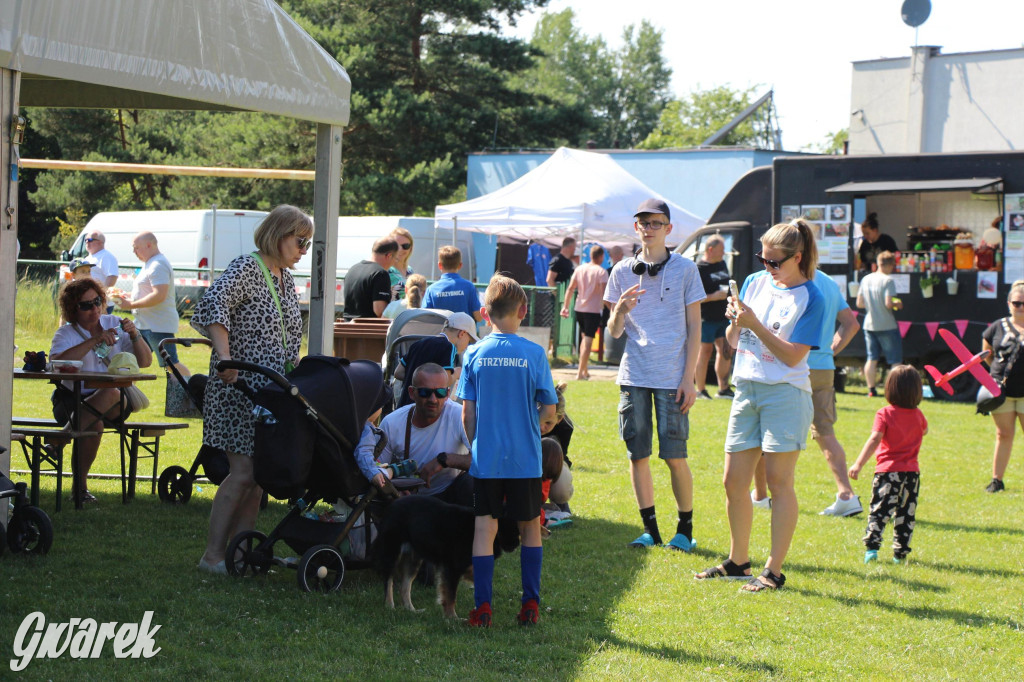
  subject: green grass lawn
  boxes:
[3,282,1023,679]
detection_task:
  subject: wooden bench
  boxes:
[11,424,101,511]
[121,421,189,501]
[10,416,188,506]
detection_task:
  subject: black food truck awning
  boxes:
[826,177,1002,194]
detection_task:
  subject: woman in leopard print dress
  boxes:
[192,205,312,574]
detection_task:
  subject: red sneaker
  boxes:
[517,599,539,626]
[467,603,492,628]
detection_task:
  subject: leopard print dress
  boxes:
[191,253,302,457]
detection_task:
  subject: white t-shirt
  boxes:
[131,253,179,333]
[732,271,826,392]
[603,253,706,390]
[86,248,119,285]
[354,400,470,495]
[859,271,897,331]
[50,315,135,393]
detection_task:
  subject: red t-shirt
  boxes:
[873,405,927,473]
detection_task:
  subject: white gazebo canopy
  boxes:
[435,147,705,246]
[1,0,351,491]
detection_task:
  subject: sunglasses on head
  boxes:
[294,236,312,250]
[1011,301,1024,309]
[755,252,795,270]
[78,296,103,311]
[412,386,448,399]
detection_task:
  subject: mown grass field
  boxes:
[2,280,1023,680]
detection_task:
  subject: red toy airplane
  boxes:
[924,328,1002,396]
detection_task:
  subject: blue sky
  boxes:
[506,0,1024,150]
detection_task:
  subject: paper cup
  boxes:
[847,281,859,298]
[946,279,959,295]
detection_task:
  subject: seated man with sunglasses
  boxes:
[355,363,474,505]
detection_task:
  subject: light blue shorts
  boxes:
[725,379,813,453]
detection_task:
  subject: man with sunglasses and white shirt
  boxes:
[356,363,474,505]
[604,198,706,551]
[83,230,119,289]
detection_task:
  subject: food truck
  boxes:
[678,151,1024,400]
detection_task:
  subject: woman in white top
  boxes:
[50,278,153,502]
[695,219,825,591]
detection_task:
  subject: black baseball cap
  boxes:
[634,198,670,222]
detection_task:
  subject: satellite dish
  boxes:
[901,0,931,28]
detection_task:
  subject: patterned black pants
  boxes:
[863,471,920,558]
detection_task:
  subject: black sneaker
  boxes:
[985,478,1005,493]
[716,388,735,399]
[867,388,879,398]
[696,390,712,400]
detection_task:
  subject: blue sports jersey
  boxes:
[526,243,551,287]
[456,332,558,478]
[422,273,482,317]
[808,270,848,371]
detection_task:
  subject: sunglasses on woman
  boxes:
[755,252,795,270]
[1011,301,1024,309]
[77,296,103,311]
[412,386,448,399]
[294,236,312,250]
[398,242,412,251]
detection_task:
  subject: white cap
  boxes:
[446,312,479,342]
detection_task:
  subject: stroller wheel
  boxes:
[297,544,344,593]
[158,466,193,504]
[226,530,271,577]
[7,506,54,555]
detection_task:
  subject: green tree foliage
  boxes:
[639,85,762,149]
[808,128,849,154]
[520,9,672,148]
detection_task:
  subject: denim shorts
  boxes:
[618,386,688,460]
[701,319,729,343]
[140,329,179,367]
[865,329,903,364]
[725,379,813,453]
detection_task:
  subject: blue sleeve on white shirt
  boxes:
[789,283,827,347]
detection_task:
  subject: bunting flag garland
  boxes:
[925,321,940,340]
[898,321,913,338]
[955,319,970,338]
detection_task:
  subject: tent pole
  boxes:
[1,68,22,517]
[308,123,343,356]
[431,220,439,280]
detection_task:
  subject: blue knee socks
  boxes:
[472,555,494,608]
[521,545,543,603]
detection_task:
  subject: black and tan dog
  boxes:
[373,494,520,618]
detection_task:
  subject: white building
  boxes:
[849,46,1024,155]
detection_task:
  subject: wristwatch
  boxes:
[437,452,448,468]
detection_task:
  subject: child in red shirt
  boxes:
[849,365,927,564]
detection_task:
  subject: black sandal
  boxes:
[741,568,786,592]
[694,558,752,580]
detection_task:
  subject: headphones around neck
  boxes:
[631,252,672,277]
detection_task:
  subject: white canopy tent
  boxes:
[434,147,705,246]
[0,0,350,501]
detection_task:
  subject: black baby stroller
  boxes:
[1,445,54,556]
[155,338,231,504]
[220,355,420,592]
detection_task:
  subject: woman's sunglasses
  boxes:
[755,252,795,270]
[412,386,448,399]
[398,242,412,250]
[77,296,103,311]
[295,236,312,250]
[1011,301,1024,309]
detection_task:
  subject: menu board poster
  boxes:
[801,205,825,221]
[827,204,850,222]
[1005,193,1024,214]
[978,271,998,299]
[781,205,802,221]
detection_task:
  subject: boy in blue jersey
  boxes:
[423,246,483,322]
[457,274,558,627]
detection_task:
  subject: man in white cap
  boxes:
[395,311,479,408]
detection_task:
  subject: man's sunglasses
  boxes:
[755,252,795,270]
[85,237,98,243]
[295,236,312,250]
[412,386,449,399]
[398,242,412,250]
[78,297,103,311]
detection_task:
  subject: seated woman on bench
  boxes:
[50,278,152,504]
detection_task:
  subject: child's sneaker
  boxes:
[467,603,492,628]
[864,549,878,564]
[517,599,539,626]
[985,477,1005,493]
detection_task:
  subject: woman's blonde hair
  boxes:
[405,273,427,309]
[254,205,313,266]
[390,227,414,269]
[761,218,818,279]
[1008,279,1024,299]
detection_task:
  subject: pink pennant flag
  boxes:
[925,321,940,340]
[955,319,969,338]
[898,321,913,338]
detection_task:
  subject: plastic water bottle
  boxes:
[94,330,119,359]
